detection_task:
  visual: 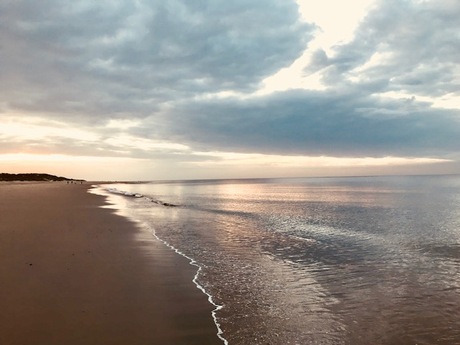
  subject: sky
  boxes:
[1,0,460,181]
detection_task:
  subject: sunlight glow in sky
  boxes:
[1,0,459,180]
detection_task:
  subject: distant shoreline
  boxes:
[0,173,84,182]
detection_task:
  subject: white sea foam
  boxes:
[105,187,179,207]
[106,187,143,198]
[148,225,228,345]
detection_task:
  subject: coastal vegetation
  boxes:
[0,173,83,182]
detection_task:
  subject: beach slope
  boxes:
[0,182,221,345]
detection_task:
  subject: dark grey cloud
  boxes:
[0,0,311,122]
[160,89,460,157]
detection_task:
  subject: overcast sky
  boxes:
[1,0,459,180]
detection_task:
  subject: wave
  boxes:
[105,187,180,207]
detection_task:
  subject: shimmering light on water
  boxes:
[99,175,460,345]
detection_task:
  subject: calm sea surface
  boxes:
[96,175,460,345]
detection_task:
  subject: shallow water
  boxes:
[96,175,460,345]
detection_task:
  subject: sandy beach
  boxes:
[0,182,222,345]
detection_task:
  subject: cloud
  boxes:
[159,89,460,157]
[0,0,312,122]
[308,0,460,98]
[1,0,459,180]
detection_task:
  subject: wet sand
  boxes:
[0,182,222,345]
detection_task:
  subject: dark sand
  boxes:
[0,182,222,345]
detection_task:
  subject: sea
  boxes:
[93,175,460,345]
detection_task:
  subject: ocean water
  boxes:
[94,175,460,345]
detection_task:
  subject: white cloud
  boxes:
[106,119,142,129]
[103,135,190,153]
[191,151,449,168]
[0,117,99,142]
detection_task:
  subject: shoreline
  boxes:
[0,182,222,345]
[92,184,228,345]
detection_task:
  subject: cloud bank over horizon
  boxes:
[1,0,459,180]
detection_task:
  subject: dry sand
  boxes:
[0,182,222,345]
